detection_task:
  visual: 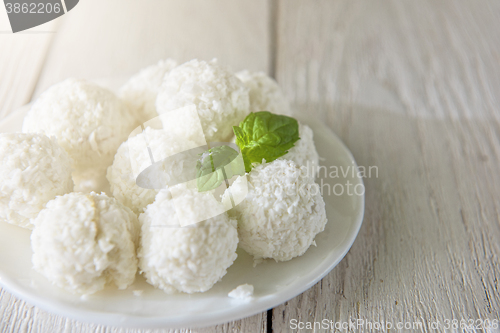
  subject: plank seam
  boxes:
[268,0,278,78]
[267,309,273,333]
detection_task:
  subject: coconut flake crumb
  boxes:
[228,284,254,299]
[252,258,265,267]
[132,290,144,297]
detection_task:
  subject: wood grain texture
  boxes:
[273,0,500,331]
[0,11,58,119]
[34,0,271,95]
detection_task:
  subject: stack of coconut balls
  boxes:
[0,59,327,295]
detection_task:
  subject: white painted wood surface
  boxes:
[34,0,270,95]
[273,1,500,332]
[1,0,499,332]
[0,12,58,119]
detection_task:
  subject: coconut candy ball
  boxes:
[280,122,320,176]
[139,188,238,294]
[0,133,73,229]
[22,78,136,190]
[156,59,250,142]
[235,70,292,116]
[119,58,178,124]
[31,192,139,295]
[107,127,198,214]
[228,159,327,262]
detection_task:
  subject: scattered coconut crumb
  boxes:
[133,290,144,296]
[253,258,265,267]
[228,284,254,299]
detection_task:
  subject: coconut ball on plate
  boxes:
[236,70,292,116]
[279,122,319,175]
[156,59,250,142]
[0,133,73,229]
[119,58,178,123]
[139,187,238,294]
[227,159,327,262]
[22,78,136,192]
[31,192,139,295]
[107,127,198,214]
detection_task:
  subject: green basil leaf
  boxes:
[196,169,226,193]
[233,111,300,172]
[196,145,239,192]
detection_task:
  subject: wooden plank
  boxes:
[273,0,500,331]
[275,0,500,120]
[35,0,271,95]
[0,287,267,333]
[0,10,58,119]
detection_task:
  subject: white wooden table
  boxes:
[1,1,499,332]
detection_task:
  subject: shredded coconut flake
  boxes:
[228,284,254,299]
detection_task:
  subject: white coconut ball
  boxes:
[236,70,292,116]
[22,79,136,191]
[228,159,327,262]
[279,122,319,175]
[139,188,238,294]
[31,192,139,295]
[107,127,198,214]
[156,59,250,142]
[0,133,73,229]
[119,59,178,123]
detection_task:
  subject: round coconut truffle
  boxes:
[236,70,292,116]
[139,188,238,294]
[279,122,319,175]
[229,159,327,262]
[31,192,139,295]
[0,133,73,229]
[119,58,178,123]
[107,127,198,214]
[156,59,250,142]
[22,79,136,189]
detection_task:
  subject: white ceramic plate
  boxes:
[0,88,364,329]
